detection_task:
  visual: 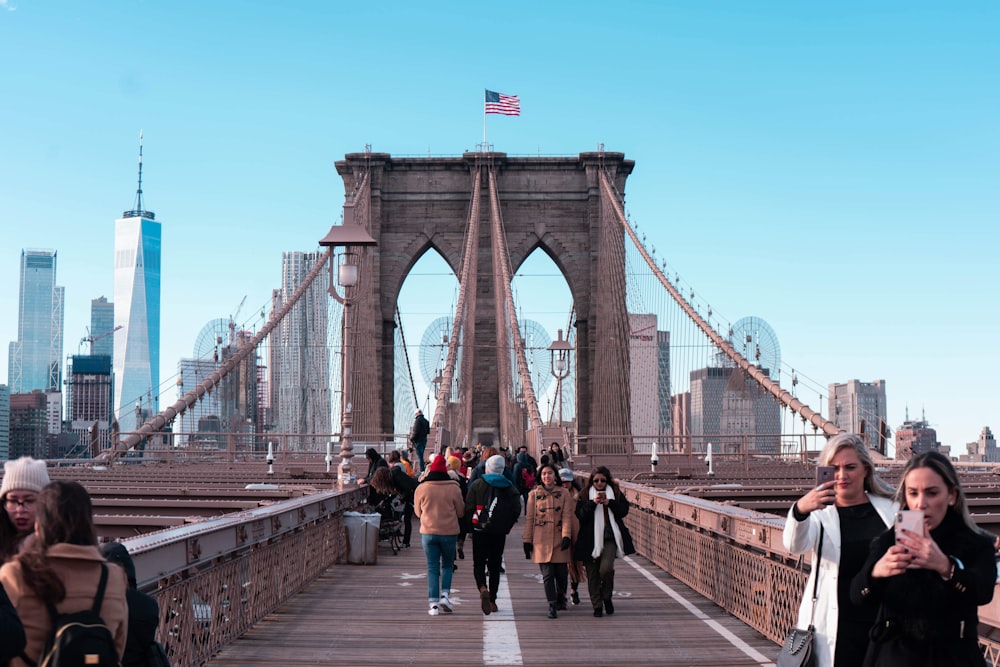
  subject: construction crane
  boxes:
[80,325,122,355]
[228,295,247,342]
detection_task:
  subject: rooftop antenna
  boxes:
[123,130,155,220]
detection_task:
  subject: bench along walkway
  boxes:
[206,528,779,667]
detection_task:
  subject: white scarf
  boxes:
[590,484,624,559]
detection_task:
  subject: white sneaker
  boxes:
[428,604,440,616]
[439,593,453,613]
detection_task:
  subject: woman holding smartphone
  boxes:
[850,451,995,667]
[782,433,897,667]
[575,466,634,618]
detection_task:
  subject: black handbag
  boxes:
[777,526,824,667]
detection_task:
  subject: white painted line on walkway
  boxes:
[482,569,523,665]
[623,556,776,667]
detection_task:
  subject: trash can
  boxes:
[343,511,381,564]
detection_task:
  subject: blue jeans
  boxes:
[422,533,457,600]
[414,439,427,472]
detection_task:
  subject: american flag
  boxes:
[485,89,520,116]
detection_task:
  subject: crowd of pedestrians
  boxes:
[383,436,639,622]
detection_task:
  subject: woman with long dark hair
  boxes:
[370,465,418,548]
[574,466,634,617]
[523,463,574,619]
[851,451,995,667]
[0,481,128,666]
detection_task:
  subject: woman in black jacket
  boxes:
[360,448,389,506]
[101,542,164,667]
[574,466,634,618]
[850,451,995,667]
[0,582,26,665]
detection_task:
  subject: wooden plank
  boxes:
[206,529,777,666]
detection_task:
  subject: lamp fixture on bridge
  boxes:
[319,222,377,487]
[547,329,573,426]
[319,222,377,303]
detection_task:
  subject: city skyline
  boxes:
[0,2,996,451]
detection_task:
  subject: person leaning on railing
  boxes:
[782,433,897,667]
[850,451,996,667]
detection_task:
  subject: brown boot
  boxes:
[480,586,492,615]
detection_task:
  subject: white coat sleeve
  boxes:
[782,504,820,555]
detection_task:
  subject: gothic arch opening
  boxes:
[511,248,574,426]
[396,248,460,436]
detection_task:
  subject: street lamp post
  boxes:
[549,329,573,426]
[547,329,573,426]
[319,222,377,488]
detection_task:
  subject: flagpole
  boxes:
[483,89,487,150]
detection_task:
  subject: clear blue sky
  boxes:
[1,1,996,451]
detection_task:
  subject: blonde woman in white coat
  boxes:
[782,433,897,667]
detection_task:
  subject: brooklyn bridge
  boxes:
[13,150,1000,666]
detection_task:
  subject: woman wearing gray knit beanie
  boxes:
[0,457,51,562]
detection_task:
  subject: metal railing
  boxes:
[123,486,364,667]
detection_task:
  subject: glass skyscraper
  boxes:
[113,138,161,434]
[90,296,116,358]
[269,251,330,450]
[8,249,64,393]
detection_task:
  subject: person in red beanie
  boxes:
[414,455,464,616]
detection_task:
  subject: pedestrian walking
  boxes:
[465,455,520,615]
[574,466,635,617]
[413,455,463,616]
[523,463,574,619]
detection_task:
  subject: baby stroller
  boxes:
[374,494,405,555]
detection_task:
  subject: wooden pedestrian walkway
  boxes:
[206,526,779,667]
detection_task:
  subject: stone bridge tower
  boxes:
[335,151,634,448]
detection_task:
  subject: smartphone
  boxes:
[894,510,925,541]
[815,466,835,486]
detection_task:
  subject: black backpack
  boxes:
[473,485,519,534]
[26,563,121,667]
[146,641,170,667]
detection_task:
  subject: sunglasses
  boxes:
[592,477,608,483]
